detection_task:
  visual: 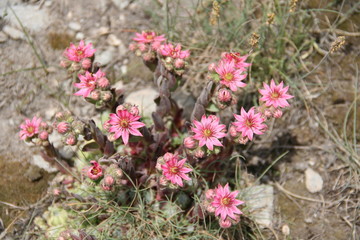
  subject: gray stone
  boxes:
[173,90,195,120]
[111,0,131,9]
[305,168,323,193]
[94,47,115,66]
[0,32,8,43]
[59,146,75,160]
[25,165,43,182]
[75,32,85,40]
[107,34,122,46]
[31,155,58,173]
[2,5,51,32]
[2,25,24,40]
[241,185,274,228]
[125,88,157,118]
[68,22,81,31]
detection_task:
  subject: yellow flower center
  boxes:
[245,119,253,128]
[27,126,35,134]
[120,120,129,128]
[221,197,231,206]
[91,168,99,175]
[76,50,84,56]
[271,91,279,99]
[146,34,154,40]
[224,73,234,81]
[170,166,179,174]
[203,129,212,137]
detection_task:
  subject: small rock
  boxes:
[305,168,323,193]
[45,107,58,120]
[59,146,75,160]
[107,34,122,46]
[119,14,126,23]
[304,217,313,223]
[120,65,127,75]
[241,185,274,228]
[68,22,81,31]
[173,90,196,120]
[75,32,85,40]
[0,32,8,43]
[3,25,24,40]
[112,80,124,90]
[125,88,158,118]
[96,26,110,36]
[95,47,115,66]
[294,161,307,171]
[30,155,58,173]
[282,224,290,236]
[111,0,131,9]
[25,165,43,182]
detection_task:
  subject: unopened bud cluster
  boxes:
[129,31,166,63]
[53,111,85,146]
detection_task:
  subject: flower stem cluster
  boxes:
[203,183,244,228]
[60,40,96,73]
[19,116,53,146]
[103,104,145,145]
[184,115,226,158]
[156,152,192,188]
[53,111,85,146]
[129,31,166,62]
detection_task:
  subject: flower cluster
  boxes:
[53,111,85,146]
[19,116,53,146]
[207,52,250,110]
[82,161,124,191]
[129,30,190,76]
[74,69,113,108]
[184,115,226,158]
[104,104,145,145]
[203,183,244,228]
[129,31,166,62]
[61,40,96,72]
[156,152,192,188]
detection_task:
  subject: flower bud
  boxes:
[129,43,137,51]
[217,88,232,103]
[55,112,64,121]
[264,109,272,118]
[159,176,168,186]
[142,52,154,62]
[184,137,196,149]
[174,59,185,68]
[219,219,232,228]
[238,137,248,145]
[40,122,48,129]
[229,125,238,137]
[116,105,126,112]
[103,120,111,131]
[163,152,173,162]
[70,62,81,71]
[57,122,69,134]
[102,91,113,102]
[65,134,77,145]
[138,43,147,52]
[194,148,205,158]
[104,175,115,186]
[90,90,100,100]
[205,189,215,200]
[39,131,49,140]
[60,60,71,68]
[72,120,85,134]
[81,58,92,70]
[97,77,110,88]
[101,183,111,191]
[151,41,161,50]
[208,63,216,72]
[273,109,283,118]
[165,57,172,64]
[206,204,216,213]
[129,106,140,116]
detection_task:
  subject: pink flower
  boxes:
[211,183,244,220]
[108,109,145,145]
[233,107,267,141]
[215,60,247,92]
[160,153,192,187]
[133,31,166,44]
[19,116,42,140]
[64,40,96,62]
[221,52,251,70]
[160,43,190,59]
[259,79,294,108]
[191,115,226,151]
[74,69,105,97]
[85,160,103,180]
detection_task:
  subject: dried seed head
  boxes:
[289,0,298,13]
[249,32,260,48]
[210,1,221,26]
[266,13,275,25]
[330,36,345,53]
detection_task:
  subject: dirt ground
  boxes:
[0,0,359,239]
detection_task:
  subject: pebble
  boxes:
[282,224,290,236]
[120,65,127,75]
[2,25,24,40]
[305,168,323,193]
[31,155,58,173]
[75,32,85,40]
[94,47,115,66]
[125,88,158,118]
[111,0,131,9]
[68,22,81,31]
[107,34,122,46]
[25,165,43,182]
[241,185,274,228]
[0,32,8,43]
[96,26,110,36]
